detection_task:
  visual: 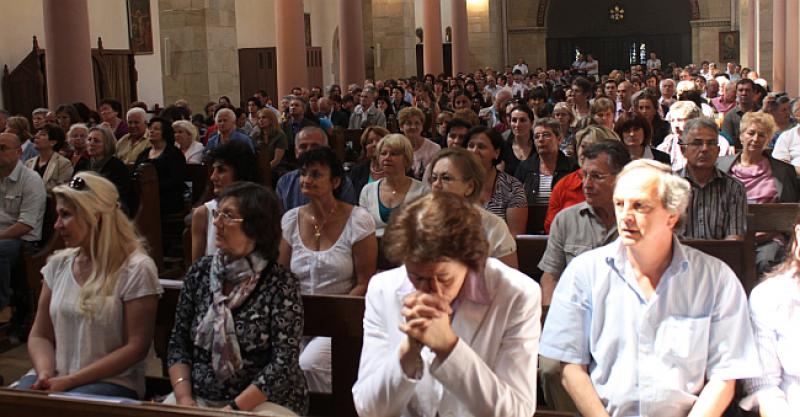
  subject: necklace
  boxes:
[310,203,338,242]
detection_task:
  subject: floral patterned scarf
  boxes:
[194,250,267,381]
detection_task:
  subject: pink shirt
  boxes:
[730,159,778,203]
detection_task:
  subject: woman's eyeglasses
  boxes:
[212,209,244,225]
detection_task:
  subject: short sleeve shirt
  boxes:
[483,170,527,221]
[43,249,162,398]
[540,238,761,417]
[282,206,375,295]
[0,161,46,241]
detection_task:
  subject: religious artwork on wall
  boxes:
[127,0,153,54]
[719,31,739,63]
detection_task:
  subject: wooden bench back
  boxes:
[184,164,211,206]
[748,203,799,233]
[515,235,548,280]
[133,163,164,272]
[0,388,241,417]
[526,203,549,234]
[683,238,758,295]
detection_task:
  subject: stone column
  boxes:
[42,0,96,107]
[422,0,443,75]
[773,0,786,91]
[159,0,240,113]
[450,0,469,75]
[747,0,758,69]
[339,0,366,87]
[787,0,799,96]
[275,0,308,98]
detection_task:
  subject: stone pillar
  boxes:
[339,0,366,87]
[275,0,308,98]
[451,0,469,75]
[371,0,415,81]
[159,0,240,113]
[747,0,758,69]
[787,0,799,96]
[42,0,96,107]
[773,0,786,91]
[422,0,443,75]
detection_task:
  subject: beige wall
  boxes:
[0,0,164,109]
[235,0,338,89]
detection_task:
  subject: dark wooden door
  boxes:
[238,47,278,106]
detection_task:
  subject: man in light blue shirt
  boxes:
[276,127,356,212]
[540,159,761,417]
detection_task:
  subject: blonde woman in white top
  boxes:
[359,134,428,237]
[15,172,161,398]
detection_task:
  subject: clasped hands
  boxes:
[399,291,459,359]
[30,370,75,393]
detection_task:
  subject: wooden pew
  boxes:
[0,388,242,417]
[184,164,211,206]
[747,203,799,233]
[343,129,363,162]
[154,284,365,417]
[133,163,165,272]
[683,238,758,295]
[515,235,548,280]
[526,204,549,234]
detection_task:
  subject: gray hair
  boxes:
[790,98,800,115]
[88,126,117,159]
[32,107,49,116]
[126,107,147,120]
[659,78,675,89]
[667,101,700,120]
[296,126,329,146]
[617,159,692,229]
[215,107,235,121]
[67,123,89,137]
[681,117,719,143]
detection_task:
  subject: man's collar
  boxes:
[3,160,23,182]
[606,235,690,285]
[679,166,723,185]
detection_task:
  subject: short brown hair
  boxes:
[398,106,425,126]
[383,192,489,273]
[427,147,485,203]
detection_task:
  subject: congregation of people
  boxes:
[1,52,800,416]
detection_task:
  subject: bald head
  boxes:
[0,131,21,147]
[295,126,328,157]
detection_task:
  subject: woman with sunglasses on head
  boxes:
[168,182,306,415]
[15,172,161,399]
[279,147,377,394]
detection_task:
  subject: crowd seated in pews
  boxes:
[2,59,800,416]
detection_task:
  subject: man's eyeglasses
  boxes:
[211,209,244,225]
[0,145,20,152]
[680,140,719,148]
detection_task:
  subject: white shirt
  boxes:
[203,200,217,257]
[541,238,761,417]
[479,209,517,259]
[352,258,541,417]
[178,141,204,164]
[281,206,375,295]
[772,126,800,166]
[741,270,800,413]
[39,248,162,398]
[656,133,731,171]
[411,139,441,180]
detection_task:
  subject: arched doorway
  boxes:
[545,0,692,72]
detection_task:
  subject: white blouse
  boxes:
[178,141,204,164]
[282,206,375,295]
[742,270,800,413]
[38,248,162,398]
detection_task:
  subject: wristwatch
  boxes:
[229,400,240,410]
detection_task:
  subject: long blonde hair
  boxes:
[51,172,145,316]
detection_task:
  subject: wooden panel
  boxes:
[307,47,323,91]
[515,235,548,280]
[748,203,799,233]
[526,203,549,235]
[683,238,757,295]
[238,47,278,106]
[1,37,46,120]
[0,388,241,417]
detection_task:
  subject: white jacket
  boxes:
[352,258,541,417]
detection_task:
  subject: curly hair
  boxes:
[383,192,489,273]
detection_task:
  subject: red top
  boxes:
[544,169,585,233]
